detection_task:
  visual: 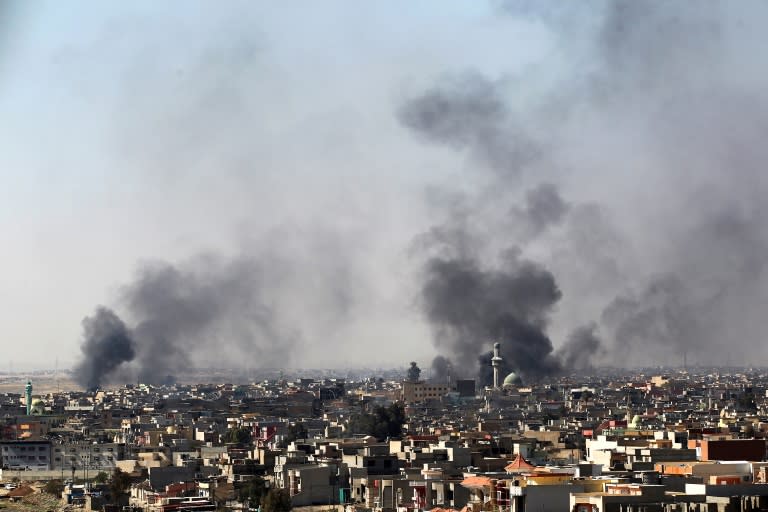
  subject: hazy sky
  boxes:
[2,1,548,370]
[4,1,768,376]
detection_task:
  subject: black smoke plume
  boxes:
[401,0,768,369]
[69,1,768,380]
[397,72,540,177]
[74,255,303,387]
[398,63,582,379]
[421,252,563,381]
[74,307,136,390]
[476,350,509,388]
[430,355,452,382]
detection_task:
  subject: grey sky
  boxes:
[2,1,550,370]
[3,1,768,374]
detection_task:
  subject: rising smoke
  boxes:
[74,307,135,390]
[397,72,540,179]
[557,324,603,373]
[401,0,768,375]
[430,355,452,383]
[420,250,564,382]
[72,1,768,385]
[397,62,586,381]
[584,1,768,366]
[74,248,352,388]
[75,257,292,388]
[511,183,570,237]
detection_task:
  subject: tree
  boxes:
[738,392,757,413]
[279,422,308,448]
[348,402,406,441]
[108,468,132,505]
[407,362,421,382]
[261,488,292,512]
[237,476,267,506]
[94,471,109,484]
[225,426,253,445]
[43,479,64,496]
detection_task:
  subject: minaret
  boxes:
[491,342,503,389]
[25,380,32,416]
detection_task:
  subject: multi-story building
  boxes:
[0,440,51,470]
[401,381,451,403]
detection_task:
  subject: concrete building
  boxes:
[52,442,125,471]
[401,381,451,404]
[570,483,700,512]
[343,444,399,475]
[688,438,766,461]
[286,463,345,506]
[0,440,51,470]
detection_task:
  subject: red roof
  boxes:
[408,435,439,442]
[461,476,494,489]
[594,419,611,435]
[504,453,535,473]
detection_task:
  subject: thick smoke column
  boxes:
[430,355,452,382]
[557,324,603,372]
[72,207,368,386]
[122,258,299,384]
[401,0,768,369]
[74,254,308,386]
[421,252,563,381]
[74,307,135,389]
[399,59,589,379]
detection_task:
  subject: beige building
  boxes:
[401,381,450,403]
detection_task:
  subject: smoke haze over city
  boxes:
[3,1,768,384]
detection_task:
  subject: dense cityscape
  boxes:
[6,1,768,511]
[1,351,768,512]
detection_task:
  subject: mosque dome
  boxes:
[502,372,523,387]
[30,398,45,415]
